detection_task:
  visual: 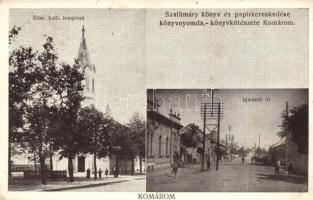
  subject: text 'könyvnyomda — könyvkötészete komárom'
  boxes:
[160,10,294,27]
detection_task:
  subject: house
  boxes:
[269,137,308,176]
[180,124,225,165]
[146,98,183,171]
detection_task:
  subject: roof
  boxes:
[147,110,183,130]
[180,123,225,148]
[269,138,286,149]
[211,140,226,148]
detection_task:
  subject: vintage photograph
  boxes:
[5,6,310,198]
[8,9,145,192]
[146,89,308,192]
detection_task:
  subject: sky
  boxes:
[148,89,308,150]
[9,9,146,124]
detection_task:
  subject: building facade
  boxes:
[61,26,144,175]
[146,99,183,171]
[269,137,308,176]
[180,125,224,165]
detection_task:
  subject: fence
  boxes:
[23,170,67,178]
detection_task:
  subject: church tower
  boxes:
[77,26,96,107]
[75,26,97,172]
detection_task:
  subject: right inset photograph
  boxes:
[146,89,308,192]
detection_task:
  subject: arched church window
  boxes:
[92,78,95,93]
[86,75,90,91]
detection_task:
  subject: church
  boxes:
[53,26,143,175]
[53,25,110,174]
[11,26,144,176]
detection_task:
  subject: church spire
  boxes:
[82,25,85,37]
[77,25,91,69]
[78,26,96,106]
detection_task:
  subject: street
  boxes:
[147,159,308,192]
[65,178,145,192]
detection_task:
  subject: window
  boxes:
[92,78,94,93]
[150,133,153,156]
[159,136,162,157]
[166,137,169,157]
[86,75,89,91]
[147,132,150,156]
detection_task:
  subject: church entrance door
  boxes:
[78,156,85,172]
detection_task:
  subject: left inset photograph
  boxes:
[9,9,146,192]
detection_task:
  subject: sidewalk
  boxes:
[9,173,145,191]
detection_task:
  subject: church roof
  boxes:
[77,26,96,72]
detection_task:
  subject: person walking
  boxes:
[274,159,280,175]
[105,168,109,178]
[86,168,91,179]
[98,168,102,179]
[206,154,211,170]
[288,162,294,176]
[242,156,245,163]
[274,160,278,175]
[277,159,281,174]
[169,151,180,179]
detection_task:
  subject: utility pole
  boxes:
[231,134,234,162]
[254,142,256,155]
[225,135,228,149]
[200,89,223,171]
[285,101,289,169]
[225,134,228,162]
[216,102,221,171]
[258,133,260,158]
[201,103,207,171]
[228,126,231,162]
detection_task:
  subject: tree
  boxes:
[77,105,111,179]
[127,112,145,174]
[9,27,87,183]
[109,124,127,174]
[9,46,37,177]
[9,26,37,177]
[9,26,21,45]
[237,147,250,158]
[25,104,55,184]
[9,34,59,184]
[52,60,85,182]
[180,123,201,148]
[24,36,60,184]
[278,104,308,154]
[255,147,261,155]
